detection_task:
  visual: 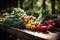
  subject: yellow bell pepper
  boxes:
[28,20,34,24]
[26,23,32,29]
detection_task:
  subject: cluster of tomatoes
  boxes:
[35,19,57,31]
[19,14,58,32]
[26,23,54,32]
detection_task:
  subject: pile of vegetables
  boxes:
[0,8,26,28]
[0,8,60,32]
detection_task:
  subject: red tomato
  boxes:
[40,26,47,31]
[47,24,54,30]
[37,24,43,30]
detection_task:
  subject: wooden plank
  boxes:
[0,25,46,40]
[0,24,60,40]
[13,28,60,40]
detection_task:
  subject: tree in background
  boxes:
[0,0,60,13]
[28,0,33,10]
[51,0,55,14]
[20,0,24,9]
[31,0,33,9]
[42,0,46,10]
[55,0,60,14]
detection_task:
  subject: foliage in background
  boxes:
[18,0,60,15]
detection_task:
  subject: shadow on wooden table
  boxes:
[0,29,17,40]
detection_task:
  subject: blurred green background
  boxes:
[0,0,60,14]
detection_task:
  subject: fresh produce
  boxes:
[26,9,39,17]
[20,15,25,20]
[12,8,25,15]
[53,19,60,31]
[47,24,53,30]
[24,18,29,23]
[0,8,59,32]
[1,8,27,29]
[18,19,26,29]
[26,19,35,29]
[36,19,58,31]
[29,15,36,20]
[31,25,37,30]
[26,23,32,29]
[26,10,34,15]
[3,16,26,28]
[37,24,43,30]
[42,19,59,30]
[34,9,49,25]
[34,13,43,25]
[40,26,47,31]
[37,24,47,31]
[28,20,35,24]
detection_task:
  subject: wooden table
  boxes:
[0,24,60,40]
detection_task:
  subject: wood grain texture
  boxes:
[0,24,60,40]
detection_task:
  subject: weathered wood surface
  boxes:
[0,25,60,40]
